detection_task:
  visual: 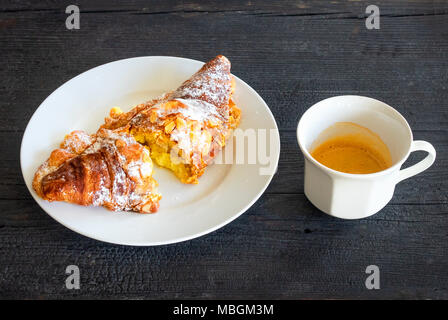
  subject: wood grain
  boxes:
[0,0,447,299]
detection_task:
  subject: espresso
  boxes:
[310,122,392,174]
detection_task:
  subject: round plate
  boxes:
[20,56,280,246]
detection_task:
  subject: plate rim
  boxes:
[20,56,280,246]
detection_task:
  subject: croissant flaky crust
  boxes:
[33,128,161,213]
[102,55,241,184]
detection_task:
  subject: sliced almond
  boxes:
[149,110,158,123]
[109,107,123,118]
[176,117,186,129]
[164,121,176,133]
[115,139,126,148]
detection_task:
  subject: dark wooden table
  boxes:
[1,0,447,299]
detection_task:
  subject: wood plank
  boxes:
[2,0,448,15]
[0,195,447,299]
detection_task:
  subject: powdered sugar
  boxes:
[91,183,111,206]
[169,56,231,109]
[154,98,222,123]
[61,130,94,154]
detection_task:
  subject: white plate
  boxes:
[20,56,280,246]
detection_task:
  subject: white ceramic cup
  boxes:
[297,95,436,219]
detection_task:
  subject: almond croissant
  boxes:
[101,55,241,184]
[33,128,161,213]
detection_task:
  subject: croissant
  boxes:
[102,55,241,184]
[33,128,161,213]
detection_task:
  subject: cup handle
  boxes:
[396,140,436,183]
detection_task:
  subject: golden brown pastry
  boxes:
[102,55,241,184]
[33,128,161,213]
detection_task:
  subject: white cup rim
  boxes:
[297,95,414,179]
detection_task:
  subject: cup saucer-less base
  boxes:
[20,56,280,246]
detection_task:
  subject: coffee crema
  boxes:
[310,122,392,174]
